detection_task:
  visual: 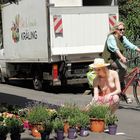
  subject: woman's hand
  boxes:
[104,94,112,102]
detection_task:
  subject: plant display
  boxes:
[88,105,110,120]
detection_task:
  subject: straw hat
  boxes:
[89,58,110,68]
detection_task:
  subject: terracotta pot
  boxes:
[90,118,105,132]
[31,126,41,138]
[64,121,69,134]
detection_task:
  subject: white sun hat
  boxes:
[89,58,110,68]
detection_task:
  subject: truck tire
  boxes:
[0,72,2,83]
[33,78,42,90]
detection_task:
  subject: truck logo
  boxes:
[11,15,20,43]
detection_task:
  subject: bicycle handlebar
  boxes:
[127,55,140,63]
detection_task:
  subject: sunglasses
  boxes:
[118,28,125,31]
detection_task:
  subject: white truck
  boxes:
[0,0,118,90]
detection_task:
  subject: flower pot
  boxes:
[64,121,69,134]
[31,126,41,138]
[79,128,89,137]
[68,128,77,139]
[90,118,105,132]
[10,133,21,140]
[56,130,64,140]
[40,131,50,140]
[0,135,7,140]
[108,124,117,135]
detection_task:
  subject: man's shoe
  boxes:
[126,97,133,104]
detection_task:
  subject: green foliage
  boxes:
[5,117,23,127]
[38,119,53,133]
[5,117,23,133]
[88,105,110,120]
[68,116,78,128]
[57,103,81,120]
[53,118,64,132]
[118,0,140,42]
[105,112,118,125]
[76,112,90,128]
[27,103,49,124]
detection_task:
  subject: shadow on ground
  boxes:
[119,103,140,112]
[0,91,61,109]
[0,91,34,107]
[7,80,90,94]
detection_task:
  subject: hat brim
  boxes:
[89,63,110,68]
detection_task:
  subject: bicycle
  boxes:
[121,57,140,105]
[86,56,140,105]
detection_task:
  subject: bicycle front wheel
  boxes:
[133,81,140,105]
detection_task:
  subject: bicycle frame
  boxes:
[122,67,140,94]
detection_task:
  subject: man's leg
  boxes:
[111,61,132,104]
[120,78,133,104]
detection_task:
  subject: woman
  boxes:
[102,21,140,103]
[86,58,121,112]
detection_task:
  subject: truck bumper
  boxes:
[67,78,88,85]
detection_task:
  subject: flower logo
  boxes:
[11,14,20,43]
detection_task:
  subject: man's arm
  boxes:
[123,36,140,53]
[107,35,127,63]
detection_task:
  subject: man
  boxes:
[102,21,140,103]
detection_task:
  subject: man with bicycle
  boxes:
[102,21,140,104]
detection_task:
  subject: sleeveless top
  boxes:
[102,34,125,63]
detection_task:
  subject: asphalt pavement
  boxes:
[0,84,140,140]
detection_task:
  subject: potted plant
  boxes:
[76,112,89,137]
[39,119,53,140]
[67,116,79,139]
[53,118,64,140]
[87,105,110,132]
[105,112,118,135]
[5,116,24,140]
[27,102,55,139]
[0,113,9,140]
[0,125,9,140]
[57,103,80,133]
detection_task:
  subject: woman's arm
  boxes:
[90,78,100,103]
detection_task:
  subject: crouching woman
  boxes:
[86,58,121,113]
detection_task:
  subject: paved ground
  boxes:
[0,84,140,140]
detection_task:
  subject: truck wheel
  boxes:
[33,78,42,90]
[0,72,2,83]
